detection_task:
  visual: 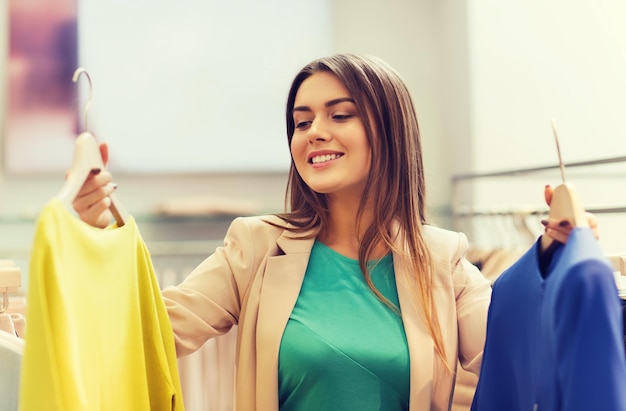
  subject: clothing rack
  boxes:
[450,155,626,263]
[451,155,626,230]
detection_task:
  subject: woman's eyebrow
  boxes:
[324,97,355,107]
[292,97,356,113]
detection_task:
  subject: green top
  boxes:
[278,240,410,410]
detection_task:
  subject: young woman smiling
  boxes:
[72,53,587,411]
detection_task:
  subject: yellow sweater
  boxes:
[20,199,184,411]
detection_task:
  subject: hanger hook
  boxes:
[551,118,566,184]
[72,67,93,132]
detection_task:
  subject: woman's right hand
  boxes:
[71,142,118,229]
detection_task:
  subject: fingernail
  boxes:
[540,219,548,226]
[558,220,571,227]
[90,168,101,175]
[112,183,118,190]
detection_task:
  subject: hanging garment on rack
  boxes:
[0,329,23,411]
[19,199,184,411]
[466,247,527,284]
[0,312,25,338]
[471,227,626,411]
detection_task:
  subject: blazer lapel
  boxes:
[256,230,315,409]
[394,248,434,410]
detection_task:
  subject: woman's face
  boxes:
[290,71,372,199]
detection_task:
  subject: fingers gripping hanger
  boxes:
[56,68,128,227]
[540,119,588,250]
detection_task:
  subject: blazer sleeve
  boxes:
[161,217,257,357]
[452,232,492,374]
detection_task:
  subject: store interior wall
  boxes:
[1,0,625,282]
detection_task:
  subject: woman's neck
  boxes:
[318,195,387,260]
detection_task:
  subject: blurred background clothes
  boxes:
[0,312,25,338]
[0,329,24,411]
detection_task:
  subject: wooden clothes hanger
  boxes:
[540,119,589,250]
[608,256,626,276]
[0,262,20,314]
[56,68,128,227]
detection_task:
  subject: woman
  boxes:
[74,54,581,410]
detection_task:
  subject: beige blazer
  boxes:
[162,215,491,411]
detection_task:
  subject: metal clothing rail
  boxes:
[451,155,626,230]
[453,206,626,218]
[452,155,626,182]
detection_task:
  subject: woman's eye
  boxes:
[295,120,311,130]
[333,113,353,121]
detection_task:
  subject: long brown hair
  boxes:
[275,53,446,366]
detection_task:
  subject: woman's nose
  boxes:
[308,118,331,143]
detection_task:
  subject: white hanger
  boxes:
[56,68,128,227]
[540,119,588,250]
